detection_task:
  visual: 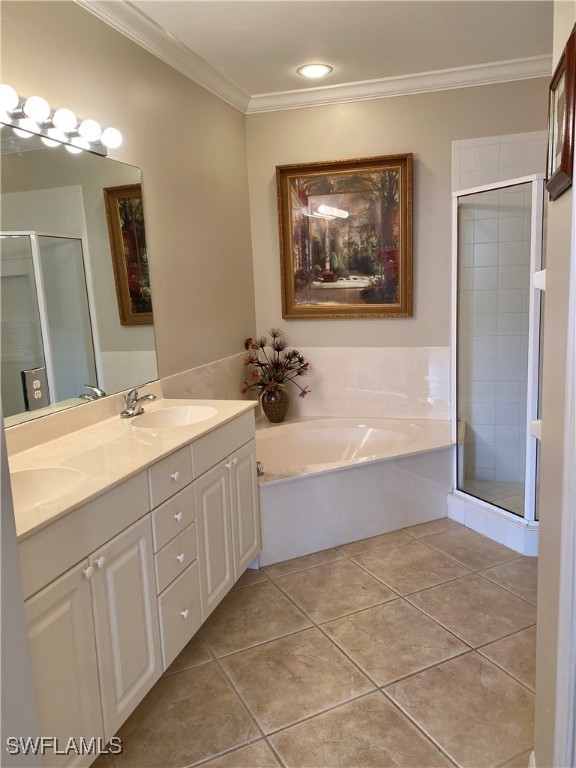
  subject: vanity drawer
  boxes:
[148,446,193,507]
[158,560,202,670]
[151,483,196,552]
[155,523,198,594]
[192,410,254,477]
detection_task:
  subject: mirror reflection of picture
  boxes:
[104,184,153,325]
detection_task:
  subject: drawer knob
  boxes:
[170,471,180,482]
[180,609,190,620]
[95,556,106,569]
[174,512,183,523]
[83,565,95,580]
[176,553,186,563]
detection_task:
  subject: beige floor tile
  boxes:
[221,627,374,733]
[499,749,533,767]
[481,557,538,605]
[479,626,537,691]
[262,548,344,578]
[323,599,468,685]
[232,568,270,590]
[164,634,212,675]
[386,652,535,768]
[90,755,116,768]
[403,517,463,538]
[352,539,471,595]
[421,527,520,570]
[269,691,453,768]
[275,558,396,623]
[336,530,413,556]
[200,740,281,767]
[200,581,312,657]
[407,574,537,647]
[115,663,259,768]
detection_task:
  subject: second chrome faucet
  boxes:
[120,387,156,419]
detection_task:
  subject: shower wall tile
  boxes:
[453,130,544,484]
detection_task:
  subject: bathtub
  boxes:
[256,417,454,566]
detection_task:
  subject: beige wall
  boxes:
[1,1,256,378]
[534,4,576,766]
[246,80,548,348]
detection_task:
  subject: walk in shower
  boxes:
[452,175,544,525]
[0,232,97,418]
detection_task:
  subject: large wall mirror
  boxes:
[0,127,158,426]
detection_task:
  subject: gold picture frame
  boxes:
[104,183,153,325]
[546,24,576,201]
[276,154,413,319]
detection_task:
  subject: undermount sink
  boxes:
[130,404,218,429]
[11,467,85,509]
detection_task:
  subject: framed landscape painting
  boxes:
[276,154,413,319]
[104,183,153,325]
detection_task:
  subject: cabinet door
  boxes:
[90,516,161,741]
[194,462,234,618]
[26,561,104,768]
[230,440,261,578]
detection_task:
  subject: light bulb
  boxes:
[13,118,39,137]
[46,127,67,144]
[101,127,122,149]
[40,135,61,148]
[65,136,90,154]
[52,107,77,133]
[64,141,83,154]
[78,119,102,142]
[296,64,333,79]
[0,84,19,113]
[23,95,51,123]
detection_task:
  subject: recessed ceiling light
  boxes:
[297,64,333,79]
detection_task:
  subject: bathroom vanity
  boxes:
[9,397,260,767]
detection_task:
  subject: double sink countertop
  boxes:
[7,398,257,541]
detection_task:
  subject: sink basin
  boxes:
[131,404,218,429]
[10,467,84,509]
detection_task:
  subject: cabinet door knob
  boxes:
[174,511,183,523]
[225,460,233,470]
[170,471,180,482]
[233,457,238,465]
[83,565,95,580]
[180,609,190,620]
[176,553,186,563]
[95,556,106,569]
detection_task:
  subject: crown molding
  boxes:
[75,0,251,113]
[75,2,551,116]
[247,55,553,113]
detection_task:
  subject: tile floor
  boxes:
[107,519,538,768]
[460,480,526,516]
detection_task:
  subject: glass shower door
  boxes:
[455,177,543,520]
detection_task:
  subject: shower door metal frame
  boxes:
[451,174,544,524]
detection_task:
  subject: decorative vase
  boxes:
[261,388,290,423]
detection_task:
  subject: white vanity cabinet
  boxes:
[88,515,161,741]
[149,454,203,671]
[16,403,259,767]
[25,561,104,768]
[194,421,260,619]
[21,473,161,766]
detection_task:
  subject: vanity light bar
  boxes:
[0,84,122,155]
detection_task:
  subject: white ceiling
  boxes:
[79,0,554,113]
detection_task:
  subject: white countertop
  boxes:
[8,398,257,541]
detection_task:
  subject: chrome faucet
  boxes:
[120,387,156,419]
[79,385,107,402]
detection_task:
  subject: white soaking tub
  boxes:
[256,417,454,565]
